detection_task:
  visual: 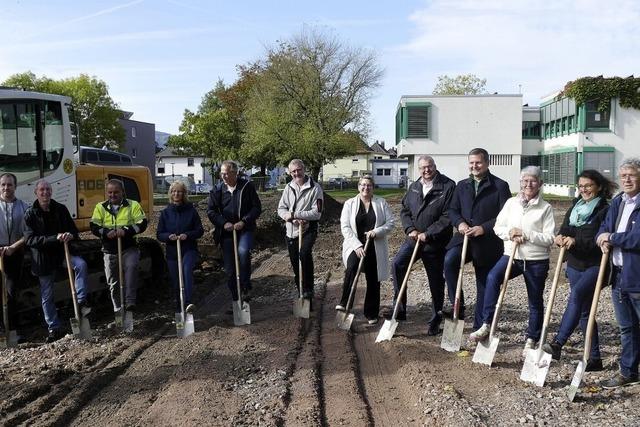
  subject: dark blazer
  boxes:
[23,199,79,276]
[207,178,262,243]
[400,172,455,254]
[447,172,511,266]
[559,197,609,271]
[157,202,204,259]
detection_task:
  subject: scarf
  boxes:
[569,196,601,227]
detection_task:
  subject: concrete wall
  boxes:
[120,118,156,182]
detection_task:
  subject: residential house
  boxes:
[155,147,213,191]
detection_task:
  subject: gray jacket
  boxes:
[277,176,323,238]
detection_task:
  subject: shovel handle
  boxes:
[391,239,421,320]
[489,243,519,338]
[344,236,372,313]
[117,236,126,325]
[0,255,9,337]
[63,241,81,321]
[536,246,566,352]
[453,234,469,320]
[298,222,304,297]
[177,239,186,315]
[232,229,243,305]
[581,251,609,362]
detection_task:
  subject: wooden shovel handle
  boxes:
[489,243,519,338]
[391,239,421,320]
[233,229,243,305]
[63,241,81,320]
[537,246,567,351]
[453,234,469,320]
[581,251,609,362]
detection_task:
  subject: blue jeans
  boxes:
[167,250,198,312]
[392,240,445,320]
[444,245,493,329]
[39,255,89,332]
[221,231,254,301]
[611,277,640,378]
[554,265,600,359]
[482,256,549,341]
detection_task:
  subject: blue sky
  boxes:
[1,0,638,147]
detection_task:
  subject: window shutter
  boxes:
[407,106,429,138]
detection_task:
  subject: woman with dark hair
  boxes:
[542,170,617,371]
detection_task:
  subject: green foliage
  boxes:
[561,76,640,112]
[244,27,383,178]
[432,74,487,95]
[2,71,125,149]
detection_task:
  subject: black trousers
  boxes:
[2,249,24,330]
[287,230,318,297]
[340,243,380,319]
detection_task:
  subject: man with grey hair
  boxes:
[597,157,640,388]
[24,179,91,343]
[277,159,323,309]
[386,155,455,334]
[0,173,28,337]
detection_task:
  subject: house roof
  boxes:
[156,147,199,158]
[370,141,388,154]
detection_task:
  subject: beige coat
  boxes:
[340,195,396,282]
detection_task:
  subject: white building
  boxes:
[395,95,524,190]
[155,147,213,191]
[371,158,408,188]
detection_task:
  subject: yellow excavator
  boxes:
[0,88,164,310]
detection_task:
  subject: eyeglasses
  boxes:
[520,180,539,186]
[577,184,594,189]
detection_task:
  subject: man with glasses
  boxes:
[277,159,324,309]
[387,155,455,334]
[442,148,511,332]
[597,157,640,388]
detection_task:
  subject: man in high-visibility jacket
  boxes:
[90,179,147,313]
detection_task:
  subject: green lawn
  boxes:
[324,187,405,201]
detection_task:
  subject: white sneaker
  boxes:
[523,338,536,357]
[335,304,346,312]
[367,318,379,325]
[469,323,490,342]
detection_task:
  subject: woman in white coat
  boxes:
[336,175,395,324]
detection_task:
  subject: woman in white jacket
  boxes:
[337,175,396,324]
[469,166,555,352]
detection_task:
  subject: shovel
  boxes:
[473,243,519,366]
[520,246,566,386]
[376,239,421,343]
[441,234,469,352]
[336,236,371,331]
[567,251,609,402]
[293,223,310,319]
[0,255,18,348]
[175,239,195,337]
[232,229,251,326]
[115,236,133,332]
[63,241,92,339]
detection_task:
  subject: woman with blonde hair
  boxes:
[157,181,204,314]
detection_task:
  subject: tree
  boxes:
[2,72,125,149]
[432,74,487,95]
[243,27,384,179]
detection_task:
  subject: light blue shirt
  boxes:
[612,193,639,267]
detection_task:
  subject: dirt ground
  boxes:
[0,191,639,426]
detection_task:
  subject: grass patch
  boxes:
[324,188,405,202]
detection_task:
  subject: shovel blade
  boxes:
[292,298,310,319]
[123,311,134,332]
[520,349,552,387]
[567,360,586,402]
[336,312,354,331]
[375,319,398,343]
[176,312,195,338]
[70,317,81,338]
[233,301,251,326]
[473,336,500,366]
[440,319,465,352]
[0,330,18,348]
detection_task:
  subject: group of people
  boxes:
[0,174,147,343]
[1,150,639,390]
[334,149,640,390]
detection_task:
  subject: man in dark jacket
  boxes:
[23,179,91,343]
[596,157,640,389]
[388,155,455,334]
[207,160,262,302]
[443,148,511,330]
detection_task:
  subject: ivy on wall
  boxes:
[559,76,640,112]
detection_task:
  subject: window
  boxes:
[584,151,614,179]
[352,158,359,162]
[400,168,407,176]
[351,170,359,177]
[158,166,165,174]
[187,157,194,167]
[376,169,383,176]
[407,106,429,138]
[374,156,383,159]
[131,127,136,138]
[585,101,610,129]
[540,151,576,185]
[522,121,540,139]
[108,174,141,202]
[489,154,513,166]
[540,97,578,140]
